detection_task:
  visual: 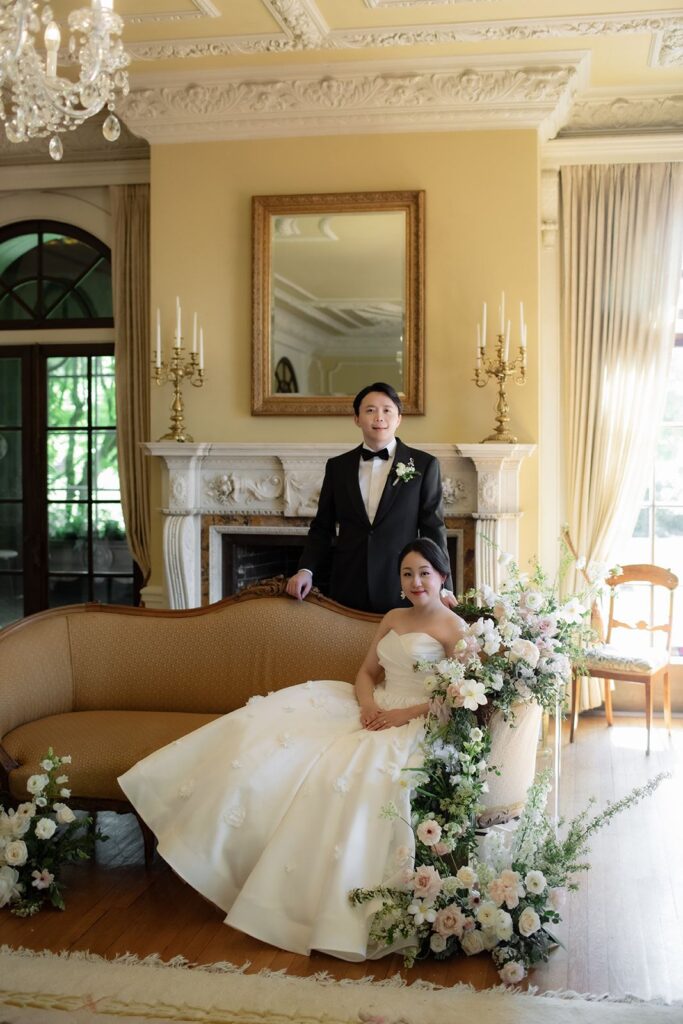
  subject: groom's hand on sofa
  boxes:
[286,569,313,601]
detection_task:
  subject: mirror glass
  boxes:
[252,191,424,415]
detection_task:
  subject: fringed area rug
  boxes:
[1,946,682,1024]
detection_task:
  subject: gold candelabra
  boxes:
[474,332,526,444]
[153,340,204,443]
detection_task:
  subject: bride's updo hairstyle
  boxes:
[398,537,450,579]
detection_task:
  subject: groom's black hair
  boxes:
[398,538,451,578]
[353,382,402,416]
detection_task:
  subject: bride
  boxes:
[118,538,466,961]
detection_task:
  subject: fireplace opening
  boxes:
[219,530,462,600]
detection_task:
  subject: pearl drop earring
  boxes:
[400,589,405,600]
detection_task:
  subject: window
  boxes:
[0,221,137,628]
[621,265,683,656]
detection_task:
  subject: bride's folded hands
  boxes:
[363,703,430,730]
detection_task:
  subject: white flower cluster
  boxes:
[0,749,100,916]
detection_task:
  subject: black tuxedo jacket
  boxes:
[298,438,450,613]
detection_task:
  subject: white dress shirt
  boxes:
[358,438,396,522]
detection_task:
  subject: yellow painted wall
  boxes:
[149,129,540,589]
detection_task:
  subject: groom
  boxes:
[286,382,452,613]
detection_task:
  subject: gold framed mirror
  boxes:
[252,190,424,415]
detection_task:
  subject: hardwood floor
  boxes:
[3,716,682,1000]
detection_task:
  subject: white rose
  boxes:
[522,590,544,612]
[499,961,526,985]
[524,870,547,895]
[424,675,440,693]
[429,933,448,953]
[4,840,28,867]
[54,803,76,825]
[16,802,36,819]
[0,865,21,908]
[34,817,57,840]
[475,901,498,928]
[11,814,31,838]
[508,638,540,668]
[461,929,485,956]
[26,774,49,795]
[455,866,477,889]
[495,909,513,941]
[518,907,541,937]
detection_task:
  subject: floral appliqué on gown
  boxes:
[118,630,443,961]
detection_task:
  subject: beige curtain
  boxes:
[111,184,151,585]
[561,162,683,709]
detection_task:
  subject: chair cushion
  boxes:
[585,644,669,675]
[4,710,219,802]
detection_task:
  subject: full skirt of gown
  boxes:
[118,630,443,961]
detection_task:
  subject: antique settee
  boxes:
[0,583,540,860]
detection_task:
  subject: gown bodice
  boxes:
[374,629,444,707]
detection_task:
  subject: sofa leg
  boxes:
[135,815,157,868]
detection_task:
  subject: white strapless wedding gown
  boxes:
[118,630,443,961]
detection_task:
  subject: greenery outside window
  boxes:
[621,267,683,656]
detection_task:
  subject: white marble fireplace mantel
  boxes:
[144,441,535,609]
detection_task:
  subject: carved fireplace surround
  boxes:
[144,442,535,609]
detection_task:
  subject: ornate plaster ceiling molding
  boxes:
[264,0,329,47]
[124,0,220,25]
[561,88,683,136]
[364,1,499,6]
[649,23,683,66]
[126,7,683,67]
[120,53,589,144]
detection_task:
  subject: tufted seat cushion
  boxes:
[585,644,669,675]
[4,711,218,801]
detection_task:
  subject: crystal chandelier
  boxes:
[0,0,130,160]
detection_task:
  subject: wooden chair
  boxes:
[570,564,678,755]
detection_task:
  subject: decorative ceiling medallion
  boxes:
[127,8,683,67]
[120,53,589,144]
[561,90,683,135]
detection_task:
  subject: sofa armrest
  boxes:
[0,613,75,740]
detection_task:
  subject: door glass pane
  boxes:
[0,580,23,628]
[94,503,131,573]
[0,358,21,426]
[0,504,22,568]
[48,575,89,608]
[48,503,88,571]
[0,292,34,320]
[654,426,683,503]
[92,431,119,500]
[93,356,116,426]
[663,345,683,422]
[47,356,89,428]
[0,431,21,499]
[47,432,88,500]
[94,575,134,605]
[0,232,39,289]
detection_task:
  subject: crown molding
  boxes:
[127,7,683,68]
[560,87,683,136]
[364,0,497,6]
[541,132,683,169]
[120,52,589,145]
[0,159,151,191]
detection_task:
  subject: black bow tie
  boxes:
[361,447,390,461]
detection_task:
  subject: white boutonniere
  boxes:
[393,458,420,486]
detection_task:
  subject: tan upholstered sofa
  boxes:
[0,582,540,858]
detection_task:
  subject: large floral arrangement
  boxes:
[0,749,107,916]
[350,554,666,980]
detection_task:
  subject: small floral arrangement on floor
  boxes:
[350,551,651,980]
[0,749,107,916]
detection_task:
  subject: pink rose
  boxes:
[433,905,466,938]
[411,865,442,901]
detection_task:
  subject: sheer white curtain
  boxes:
[561,162,683,709]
